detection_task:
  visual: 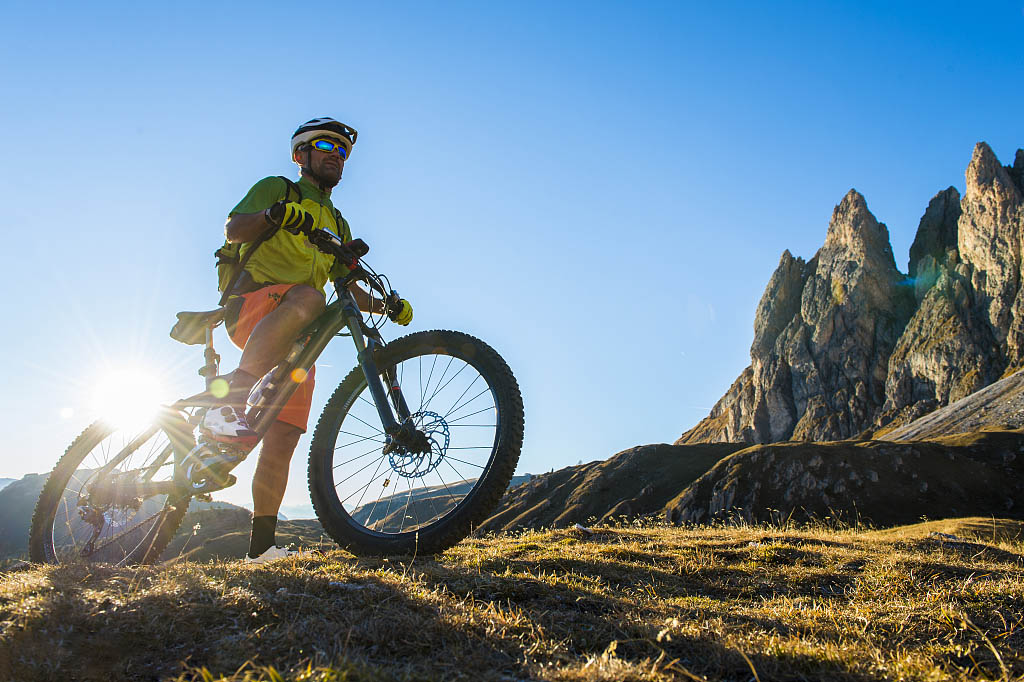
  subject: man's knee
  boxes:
[282,285,325,323]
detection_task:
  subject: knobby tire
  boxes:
[29,418,192,566]
[308,330,524,556]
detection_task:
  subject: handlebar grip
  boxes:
[386,290,403,320]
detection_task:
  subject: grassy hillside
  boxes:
[481,443,746,532]
[2,520,1022,681]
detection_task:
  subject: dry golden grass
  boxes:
[1,522,1022,681]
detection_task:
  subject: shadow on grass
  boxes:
[1,559,521,681]
[3,536,1021,681]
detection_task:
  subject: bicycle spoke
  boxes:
[335,432,386,450]
[447,406,495,424]
[340,457,392,505]
[357,456,393,526]
[419,354,440,408]
[377,482,397,532]
[398,477,415,534]
[431,467,460,513]
[335,451,389,487]
[348,453,389,510]
[347,412,385,435]
[419,356,456,412]
[444,386,491,422]
[443,458,470,487]
[418,475,444,525]
[420,361,469,414]
[332,444,385,470]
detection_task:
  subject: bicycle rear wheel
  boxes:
[308,330,524,555]
[29,411,194,566]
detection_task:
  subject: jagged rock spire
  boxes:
[679,142,1024,444]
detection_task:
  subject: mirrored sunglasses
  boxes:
[310,138,348,158]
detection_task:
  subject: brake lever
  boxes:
[386,290,404,319]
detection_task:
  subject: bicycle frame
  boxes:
[131,276,414,498]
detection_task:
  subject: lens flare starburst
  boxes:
[91,369,165,430]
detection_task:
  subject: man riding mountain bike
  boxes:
[200,117,413,563]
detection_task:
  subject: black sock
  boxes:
[248,514,278,558]
[228,369,260,412]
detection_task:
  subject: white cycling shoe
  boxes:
[244,545,303,565]
[199,405,259,449]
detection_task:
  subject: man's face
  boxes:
[297,137,347,187]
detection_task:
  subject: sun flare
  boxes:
[91,369,165,430]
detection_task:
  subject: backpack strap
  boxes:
[276,175,345,235]
[216,177,297,305]
[278,175,301,204]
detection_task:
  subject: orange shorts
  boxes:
[227,284,315,432]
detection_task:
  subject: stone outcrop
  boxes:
[680,143,1024,444]
[666,430,1024,527]
[681,191,915,443]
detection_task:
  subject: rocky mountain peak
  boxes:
[679,142,1023,445]
[966,142,1023,203]
[908,187,960,281]
[820,190,898,275]
[750,249,805,357]
[957,144,1024,365]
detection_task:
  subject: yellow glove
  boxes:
[388,298,413,326]
[267,201,314,234]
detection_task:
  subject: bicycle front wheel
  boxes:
[308,330,524,555]
[29,411,194,566]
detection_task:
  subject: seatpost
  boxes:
[199,326,221,391]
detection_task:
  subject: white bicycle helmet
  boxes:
[291,117,358,157]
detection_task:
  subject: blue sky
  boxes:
[2,1,1022,516]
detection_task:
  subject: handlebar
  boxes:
[306,228,405,320]
[307,229,368,269]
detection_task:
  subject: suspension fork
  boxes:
[342,303,413,434]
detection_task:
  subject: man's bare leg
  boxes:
[238,285,325,379]
[205,285,324,453]
[248,420,303,557]
[252,421,303,516]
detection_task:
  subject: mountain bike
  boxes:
[29,229,524,565]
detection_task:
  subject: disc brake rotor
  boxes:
[387,411,450,478]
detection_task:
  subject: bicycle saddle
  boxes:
[170,307,225,345]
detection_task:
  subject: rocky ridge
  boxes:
[680,143,1024,444]
[665,430,1024,527]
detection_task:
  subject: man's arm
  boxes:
[348,283,386,315]
[225,211,273,244]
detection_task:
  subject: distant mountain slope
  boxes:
[349,474,533,528]
[479,444,746,532]
[0,479,14,492]
[878,369,1024,440]
[0,474,48,558]
[0,471,249,560]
